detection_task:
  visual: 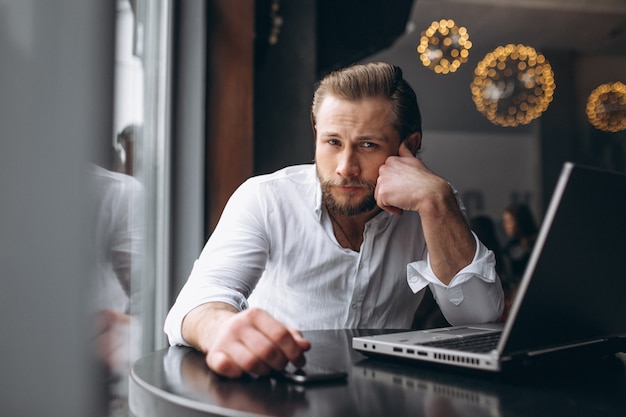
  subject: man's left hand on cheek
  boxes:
[375,142,448,216]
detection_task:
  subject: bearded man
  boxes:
[164,62,504,378]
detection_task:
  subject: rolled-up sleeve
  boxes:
[163,282,250,347]
[163,179,269,346]
[406,232,504,325]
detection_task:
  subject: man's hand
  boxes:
[375,142,476,284]
[182,303,311,378]
[94,309,131,370]
[375,142,450,216]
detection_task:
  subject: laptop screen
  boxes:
[501,163,626,356]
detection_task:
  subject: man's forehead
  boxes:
[316,96,392,121]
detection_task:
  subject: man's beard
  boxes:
[318,173,377,216]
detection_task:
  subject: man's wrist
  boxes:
[182,302,237,352]
[415,185,458,220]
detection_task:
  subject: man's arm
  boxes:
[181,302,311,378]
[375,142,475,285]
[166,177,311,378]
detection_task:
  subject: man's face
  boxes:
[314,95,402,216]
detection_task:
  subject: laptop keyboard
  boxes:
[419,331,502,353]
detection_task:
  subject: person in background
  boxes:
[89,127,144,415]
[165,62,504,379]
[470,215,506,278]
[114,124,140,176]
[90,163,143,369]
[502,203,538,284]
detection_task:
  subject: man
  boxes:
[164,62,503,378]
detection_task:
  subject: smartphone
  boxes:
[273,362,348,384]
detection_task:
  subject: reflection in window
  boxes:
[93,0,173,415]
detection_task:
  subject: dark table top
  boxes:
[130,329,626,417]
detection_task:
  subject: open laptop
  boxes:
[353,162,626,371]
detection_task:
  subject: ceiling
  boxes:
[370,0,626,132]
[407,0,626,55]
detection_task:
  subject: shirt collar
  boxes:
[313,165,324,221]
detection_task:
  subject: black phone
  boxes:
[273,362,348,384]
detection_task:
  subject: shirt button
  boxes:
[409,276,418,283]
[351,303,357,309]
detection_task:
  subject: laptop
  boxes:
[353,162,626,371]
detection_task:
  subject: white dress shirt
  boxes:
[89,164,144,313]
[164,165,503,346]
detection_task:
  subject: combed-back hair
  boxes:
[311,62,422,144]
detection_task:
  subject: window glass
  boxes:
[100,0,172,415]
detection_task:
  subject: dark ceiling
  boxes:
[368,0,626,133]
[408,0,626,55]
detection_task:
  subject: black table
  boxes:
[130,329,626,417]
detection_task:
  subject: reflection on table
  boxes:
[130,329,626,417]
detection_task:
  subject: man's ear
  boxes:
[403,132,421,155]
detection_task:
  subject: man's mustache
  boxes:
[325,179,376,189]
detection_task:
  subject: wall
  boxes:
[421,130,541,223]
[254,0,317,175]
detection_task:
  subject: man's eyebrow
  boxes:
[318,131,389,142]
[356,134,388,142]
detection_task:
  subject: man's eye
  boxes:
[362,142,377,148]
[328,139,340,146]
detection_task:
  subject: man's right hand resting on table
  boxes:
[182,302,311,378]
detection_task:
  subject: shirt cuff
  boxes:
[163,286,249,346]
[406,232,498,304]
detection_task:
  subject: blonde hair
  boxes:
[311,62,422,144]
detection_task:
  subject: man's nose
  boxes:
[336,148,360,177]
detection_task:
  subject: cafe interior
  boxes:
[1,0,625,416]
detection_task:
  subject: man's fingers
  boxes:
[240,323,290,370]
[287,327,311,367]
[287,327,312,351]
[208,340,280,379]
[250,311,311,367]
[206,308,312,378]
[375,168,404,216]
[379,204,403,216]
[208,349,251,379]
[398,141,414,157]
